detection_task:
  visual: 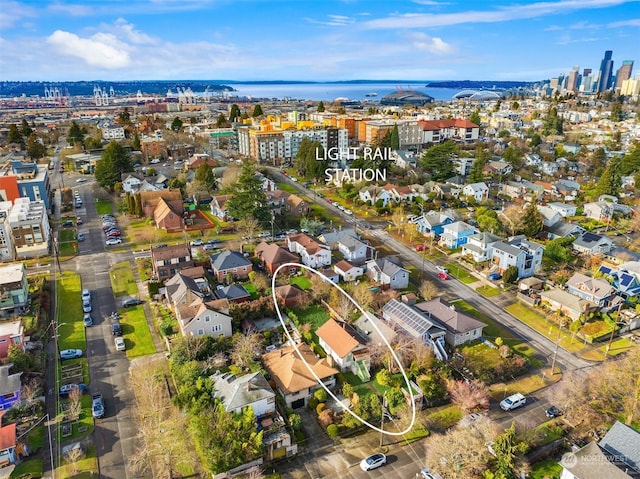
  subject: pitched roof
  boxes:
[275,284,306,301]
[334,259,358,273]
[381,299,445,339]
[0,364,21,396]
[152,243,190,261]
[316,318,367,358]
[210,250,252,271]
[0,412,16,450]
[255,242,299,265]
[598,421,640,473]
[560,441,634,479]
[262,343,338,395]
[414,298,487,334]
[567,273,614,299]
[212,371,275,413]
[216,284,250,300]
[354,313,398,347]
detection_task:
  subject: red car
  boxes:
[106,230,121,237]
[415,245,426,252]
[437,271,449,280]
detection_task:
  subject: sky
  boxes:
[0,0,639,82]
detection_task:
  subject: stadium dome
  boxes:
[453,89,502,100]
[380,89,434,106]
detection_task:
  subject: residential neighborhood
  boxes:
[0,37,639,479]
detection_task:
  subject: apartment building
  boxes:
[8,198,50,259]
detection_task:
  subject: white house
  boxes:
[491,235,544,278]
[358,186,393,207]
[122,174,144,194]
[461,232,501,262]
[316,318,370,382]
[365,258,410,290]
[537,205,562,227]
[333,260,364,282]
[176,297,233,338]
[286,233,331,268]
[337,236,371,263]
[546,202,578,218]
[211,371,276,417]
[583,201,614,222]
[462,182,489,202]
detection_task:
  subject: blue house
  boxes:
[411,211,454,237]
[9,161,53,210]
[598,265,640,301]
[0,364,22,410]
[439,221,478,249]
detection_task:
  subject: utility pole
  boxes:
[379,397,386,447]
[606,303,624,356]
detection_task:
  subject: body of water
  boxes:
[220,82,462,102]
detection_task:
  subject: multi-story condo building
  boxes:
[0,202,14,261]
[8,198,50,259]
[491,235,544,279]
[0,160,53,211]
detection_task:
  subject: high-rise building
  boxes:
[615,61,634,90]
[566,66,580,93]
[583,68,592,77]
[596,50,614,93]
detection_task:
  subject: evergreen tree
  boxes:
[390,125,400,150]
[226,162,270,222]
[543,106,563,135]
[503,265,519,284]
[252,105,263,117]
[620,143,640,176]
[502,144,523,169]
[215,113,228,128]
[294,138,326,180]
[229,104,241,122]
[594,157,623,197]
[522,202,544,237]
[134,193,143,217]
[125,192,133,214]
[419,140,458,181]
[8,124,24,146]
[492,423,528,478]
[68,121,87,146]
[117,107,131,125]
[317,101,325,113]
[21,119,33,138]
[195,163,216,189]
[469,109,481,126]
[131,132,141,151]
[95,141,132,191]
[26,133,46,159]
[170,117,183,132]
[610,101,623,122]
[468,145,489,182]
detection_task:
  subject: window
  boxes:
[205,315,210,322]
[197,329,204,336]
[212,324,221,332]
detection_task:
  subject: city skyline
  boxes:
[0,0,638,82]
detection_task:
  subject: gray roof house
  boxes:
[164,272,203,309]
[491,235,544,279]
[337,235,372,264]
[572,232,614,255]
[215,284,251,303]
[365,258,410,290]
[566,272,615,307]
[414,298,487,347]
[209,250,253,282]
[545,221,585,240]
[381,299,448,360]
[212,371,276,417]
[461,232,501,262]
[560,421,640,479]
[318,228,358,249]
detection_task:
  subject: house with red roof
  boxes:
[0,411,29,469]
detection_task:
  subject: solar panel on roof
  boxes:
[620,274,634,287]
[599,266,612,275]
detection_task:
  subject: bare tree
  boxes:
[500,205,524,236]
[67,388,83,420]
[426,424,492,479]
[238,216,261,242]
[419,280,439,301]
[390,206,407,237]
[350,282,374,312]
[243,466,265,479]
[309,272,332,301]
[64,445,85,475]
[446,379,490,413]
[231,330,263,369]
[219,165,241,191]
[21,378,41,413]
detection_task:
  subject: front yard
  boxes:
[110,261,139,297]
[120,305,157,358]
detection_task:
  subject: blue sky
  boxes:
[1,0,638,81]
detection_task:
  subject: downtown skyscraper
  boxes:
[596,50,614,93]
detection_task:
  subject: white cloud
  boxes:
[608,18,640,27]
[305,14,356,27]
[0,1,38,29]
[406,31,456,55]
[47,2,95,16]
[112,18,157,44]
[362,0,634,29]
[46,30,132,69]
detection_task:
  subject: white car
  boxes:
[82,289,91,302]
[76,178,87,183]
[360,453,387,471]
[436,266,449,274]
[105,238,122,245]
[150,158,161,164]
[114,337,126,351]
[344,209,353,215]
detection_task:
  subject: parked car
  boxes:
[76,178,87,183]
[437,271,449,280]
[60,349,83,360]
[203,243,219,251]
[114,337,126,351]
[545,405,562,418]
[420,468,443,479]
[83,314,93,327]
[500,392,526,411]
[76,218,83,225]
[82,301,92,313]
[106,230,121,237]
[488,272,502,281]
[360,453,387,471]
[206,238,220,244]
[190,238,204,246]
[77,233,85,241]
[105,238,122,245]
[62,221,74,228]
[59,383,87,396]
[150,158,161,164]
[91,393,105,418]
[436,266,449,274]
[122,298,143,308]
[82,289,91,302]
[415,245,426,252]
[111,321,123,337]
[155,243,168,248]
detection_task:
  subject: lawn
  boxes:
[56,272,86,351]
[489,369,561,401]
[459,342,503,370]
[10,458,43,478]
[530,459,562,479]
[110,261,139,297]
[95,200,113,215]
[290,276,312,290]
[476,285,501,298]
[425,405,462,431]
[452,299,542,366]
[58,444,99,478]
[505,303,585,354]
[58,228,79,255]
[121,305,157,358]
[444,263,476,284]
[294,304,330,330]
[580,337,633,361]
[276,182,297,193]
[244,283,259,300]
